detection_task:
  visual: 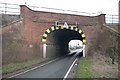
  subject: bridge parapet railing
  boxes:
[106,14,119,25]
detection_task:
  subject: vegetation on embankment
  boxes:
[76,57,94,78]
[2,58,44,74]
[76,52,118,78]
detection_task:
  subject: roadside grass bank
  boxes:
[76,57,94,78]
[2,58,45,74]
[76,52,118,78]
[0,67,2,75]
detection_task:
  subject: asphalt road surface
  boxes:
[10,49,82,78]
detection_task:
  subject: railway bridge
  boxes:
[20,5,105,58]
[2,5,107,63]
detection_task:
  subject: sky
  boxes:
[1,0,119,15]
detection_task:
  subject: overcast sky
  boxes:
[1,0,119,15]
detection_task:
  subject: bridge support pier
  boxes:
[43,44,47,58]
[83,45,85,57]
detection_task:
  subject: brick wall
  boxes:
[20,5,105,45]
[2,18,43,64]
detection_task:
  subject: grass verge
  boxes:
[3,58,43,74]
[76,57,94,78]
[0,67,2,74]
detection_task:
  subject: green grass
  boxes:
[3,58,42,74]
[0,67,2,73]
[76,57,94,78]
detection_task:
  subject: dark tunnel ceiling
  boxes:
[51,29,83,45]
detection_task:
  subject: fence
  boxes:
[0,2,20,14]
[106,14,119,24]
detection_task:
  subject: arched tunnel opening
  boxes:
[45,28,84,58]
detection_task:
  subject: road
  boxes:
[10,49,82,78]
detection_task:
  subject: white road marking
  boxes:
[8,58,59,78]
[75,64,78,66]
[63,58,77,80]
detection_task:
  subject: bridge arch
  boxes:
[41,25,86,44]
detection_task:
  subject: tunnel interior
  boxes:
[47,28,83,56]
